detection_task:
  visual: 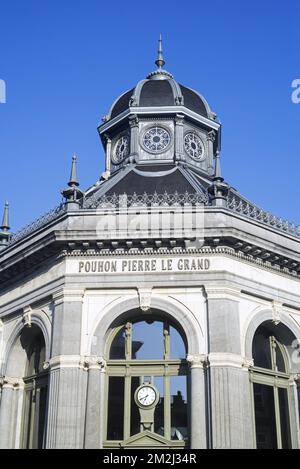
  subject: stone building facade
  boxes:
[0,39,300,449]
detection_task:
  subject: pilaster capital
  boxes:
[208,353,248,369]
[293,374,300,385]
[82,356,107,372]
[186,354,208,369]
[175,113,184,125]
[204,286,241,301]
[207,130,216,142]
[1,376,24,390]
[52,288,85,306]
[129,114,139,128]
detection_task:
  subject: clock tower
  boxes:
[97,36,220,181]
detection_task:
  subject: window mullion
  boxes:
[274,384,282,449]
[164,366,171,440]
[124,368,131,440]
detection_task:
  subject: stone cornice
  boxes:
[59,245,300,282]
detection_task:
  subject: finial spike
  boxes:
[68,154,79,187]
[1,201,10,231]
[155,33,165,69]
[214,151,223,181]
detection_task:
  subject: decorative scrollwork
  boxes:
[227,194,300,238]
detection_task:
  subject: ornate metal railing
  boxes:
[8,203,65,246]
[83,191,209,209]
[5,190,300,249]
[227,193,300,237]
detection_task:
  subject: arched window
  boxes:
[105,315,189,448]
[251,324,292,449]
[20,326,48,449]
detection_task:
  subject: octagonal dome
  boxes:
[107,76,213,121]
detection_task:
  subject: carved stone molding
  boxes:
[294,374,300,385]
[82,356,107,372]
[1,376,24,390]
[22,305,32,328]
[242,357,254,370]
[138,288,152,312]
[272,300,282,325]
[186,354,208,369]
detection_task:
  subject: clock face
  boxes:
[112,135,130,164]
[142,126,171,153]
[184,132,205,161]
[136,385,157,407]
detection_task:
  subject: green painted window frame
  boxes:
[250,335,293,449]
[104,319,189,448]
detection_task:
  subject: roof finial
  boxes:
[155,33,165,69]
[68,154,79,187]
[1,201,10,231]
[62,155,83,209]
[214,151,223,181]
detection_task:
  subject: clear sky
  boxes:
[0,0,299,231]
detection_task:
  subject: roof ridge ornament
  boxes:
[62,155,84,210]
[0,201,11,250]
[147,34,173,80]
[1,201,10,231]
[155,33,165,69]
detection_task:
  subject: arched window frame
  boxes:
[104,315,189,448]
[250,329,293,449]
[20,327,49,449]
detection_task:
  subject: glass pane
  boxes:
[131,376,141,436]
[23,389,33,449]
[253,383,277,449]
[30,384,48,449]
[107,377,124,440]
[154,377,164,436]
[132,321,164,359]
[278,388,292,449]
[275,346,286,373]
[110,328,126,359]
[170,376,188,441]
[170,326,186,359]
[252,331,272,370]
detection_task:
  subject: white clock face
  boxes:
[142,126,171,153]
[184,132,205,161]
[112,135,130,164]
[137,386,157,407]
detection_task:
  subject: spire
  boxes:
[62,154,83,209]
[214,151,223,182]
[1,201,10,231]
[208,152,229,206]
[68,154,79,187]
[155,33,165,69]
[147,34,173,80]
[0,201,11,250]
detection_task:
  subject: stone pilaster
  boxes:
[175,114,184,162]
[187,354,208,449]
[45,356,87,449]
[45,289,87,449]
[0,377,24,449]
[205,287,254,449]
[84,356,106,449]
[129,114,139,163]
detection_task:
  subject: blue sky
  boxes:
[0,0,299,231]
